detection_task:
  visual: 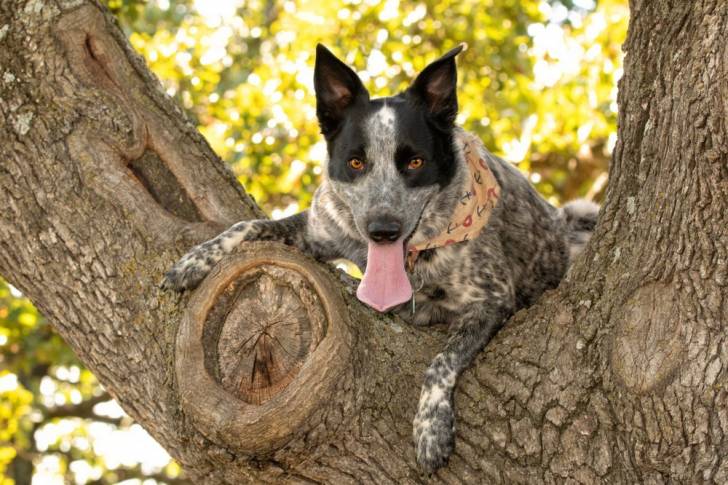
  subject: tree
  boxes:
[1,0,725,484]
[3,0,630,481]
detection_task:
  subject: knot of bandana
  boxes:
[407,131,500,268]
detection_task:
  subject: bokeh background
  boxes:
[1,0,627,483]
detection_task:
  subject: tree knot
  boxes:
[175,242,351,454]
[611,282,685,394]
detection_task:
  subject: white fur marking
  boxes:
[362,104,401,208]
[220,223,250,252]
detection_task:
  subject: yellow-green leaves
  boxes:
[113,0,627,212]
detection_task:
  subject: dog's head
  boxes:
[314,44,464,246]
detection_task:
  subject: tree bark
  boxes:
[1,0,726,483]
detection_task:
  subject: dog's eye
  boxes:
[348,158,365,171]
[408,157,425,170]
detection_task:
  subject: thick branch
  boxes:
[42,392,124,425]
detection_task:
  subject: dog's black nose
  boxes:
[367,219,402,243]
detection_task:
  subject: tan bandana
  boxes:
[407,131,500,267]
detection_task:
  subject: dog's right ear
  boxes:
[407,44,464,126]
[314,44,369,137]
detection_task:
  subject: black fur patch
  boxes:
[326,96,457,189]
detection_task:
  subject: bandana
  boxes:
[406,130,500,268]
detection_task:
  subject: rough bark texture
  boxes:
[1,0,726,483]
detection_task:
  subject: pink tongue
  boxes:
[356,239,413,312]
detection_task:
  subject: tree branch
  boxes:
[43,392,112,420]
[39,392,125,426]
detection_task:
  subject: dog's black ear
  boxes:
[314,44,369,136]
[408,44,464,125]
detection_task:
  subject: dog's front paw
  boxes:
[161,244,221,291]
[413,391,455,472]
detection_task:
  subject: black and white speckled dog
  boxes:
[162,44,599,472]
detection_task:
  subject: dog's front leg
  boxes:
[162,212,311,291]
[413,297,513,472]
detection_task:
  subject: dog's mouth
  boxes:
[356,238,412,312]
[355,198,432,313]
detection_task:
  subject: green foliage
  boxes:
[0,279,63,481]
[116,0,626,213]
[0,278,182,484]
[2,1,628,483]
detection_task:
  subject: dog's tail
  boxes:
[560,199,600,262]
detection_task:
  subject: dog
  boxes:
[162,43,599,472]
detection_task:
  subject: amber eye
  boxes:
[348,158,365,171]
[408,157,425,170]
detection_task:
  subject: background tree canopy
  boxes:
[1,0,627,483]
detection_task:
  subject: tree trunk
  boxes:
[1,0,726,483]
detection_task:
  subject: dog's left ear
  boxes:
[408,44,464,125]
